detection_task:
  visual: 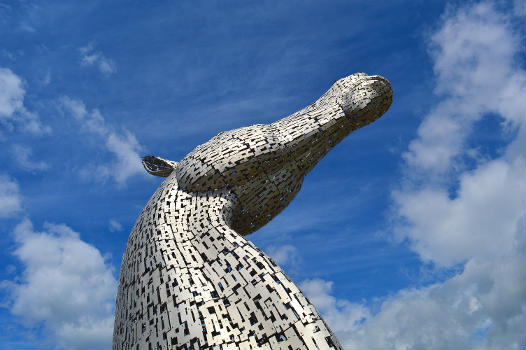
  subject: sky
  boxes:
[0,0,524,349]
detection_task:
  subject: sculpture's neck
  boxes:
[134,173,240,246]
[119,173,248,295]
[115,172,344,350]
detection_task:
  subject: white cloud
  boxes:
[59,96,144,185]
[0,174,22,218]
[2,219,117,349]
[403,2,524,176]
[300,2,525,349]
[300,279,370,336]
[266,244,301,267]
[0,68,24,118]
[393,155,524,267]
[104,131,143,184]
[79,44,116,75]
[108,219,123,232]
[59,95,87,120]
[394,0,525,268]
[332,149,525,347]
[0,68,50,135]
[11,144,49,171]
[303,248,524,349]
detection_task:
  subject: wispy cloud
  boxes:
[41,70,51,86]
[303,2,525,349]
[2,219,117,349]
[0,68,23,118]
[108,219,123,232]
[103,131,143,184]
[265,244,301,267]
[0,174,22,218]
[0,68,49,135]
[79,44,116,75]
[11,144,49,171]
[58,96,144,185]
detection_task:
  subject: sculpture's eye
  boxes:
[142,155,177,177]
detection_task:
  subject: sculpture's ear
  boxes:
[142,155,178,177]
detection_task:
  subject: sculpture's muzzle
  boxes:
[271,73,393,175]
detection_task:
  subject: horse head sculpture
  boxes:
[143,73,392,234]
[114,73,392,350]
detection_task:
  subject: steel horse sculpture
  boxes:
[113,73,393,350]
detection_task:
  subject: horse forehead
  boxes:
[192,124,280,160]
[176,123,286,192]
[215,124,273,148]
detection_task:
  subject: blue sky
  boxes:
[0,1,524,349]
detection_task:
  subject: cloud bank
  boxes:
[3,219,117,349]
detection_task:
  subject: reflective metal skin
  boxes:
[113,73,393,350]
